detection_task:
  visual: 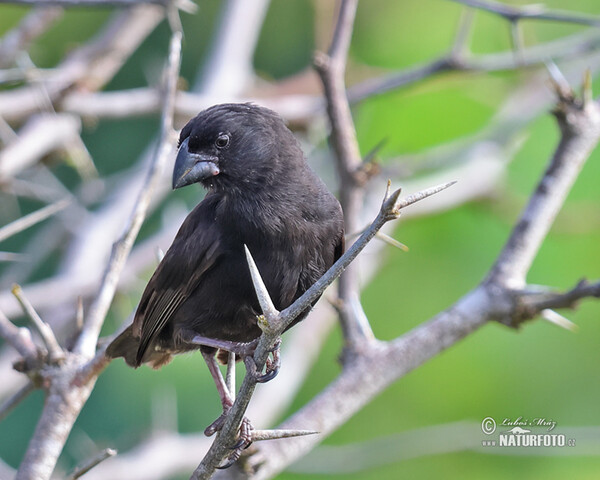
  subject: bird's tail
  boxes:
[105,325,140,367]
[105,324,173,369]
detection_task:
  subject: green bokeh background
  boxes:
[1,0,600,478]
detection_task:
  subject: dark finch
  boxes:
[106,103,344,461]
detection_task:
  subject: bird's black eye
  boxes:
[215,134,230,149]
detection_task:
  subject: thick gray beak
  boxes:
[172,137,220,189]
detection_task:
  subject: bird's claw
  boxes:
[231,418,253,450]
[204,412,226,437]
[243,339,281,383]
[204,405,254,468]
[210,416,254,469]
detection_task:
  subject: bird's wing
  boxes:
[334,226,345,263]
[133,208,222,366]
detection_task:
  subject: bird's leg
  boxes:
[199,347,254,468]
[185,333,259,357]
[183,331,282,383]
[200,347,233,414]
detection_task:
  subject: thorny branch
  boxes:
[242,77,600,480]
[487,75,600,288]
[517,279,600,319]
[315,0,376,357]
[348,0,600,104]
[190,181,457,479]
[450,0,600,27]
[0,0,196,10]
[349,31,600,104]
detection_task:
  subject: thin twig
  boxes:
[348,29,600,103]
[0,198,70,243]
[0,308,37,360]
[509,20,524,66]
[487,75,600,288]
[12,284,64,362]
[451,7,474,57]
[314,0,375,353]
[67,448,117,480]
[449,0,600,27]
[0,0,196,12]
[518,279,600,318]
[0,382,35,423]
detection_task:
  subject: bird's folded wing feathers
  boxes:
[134,220,222,365]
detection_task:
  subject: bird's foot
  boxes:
[204,407,254,469]
[243,338,281,383]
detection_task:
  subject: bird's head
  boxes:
[173,103,299,192]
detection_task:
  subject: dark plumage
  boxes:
[107,103,344,371]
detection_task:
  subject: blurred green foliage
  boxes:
[1,0,600,478]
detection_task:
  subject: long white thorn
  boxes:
[244,244,280,326]
[541,309,578,332]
